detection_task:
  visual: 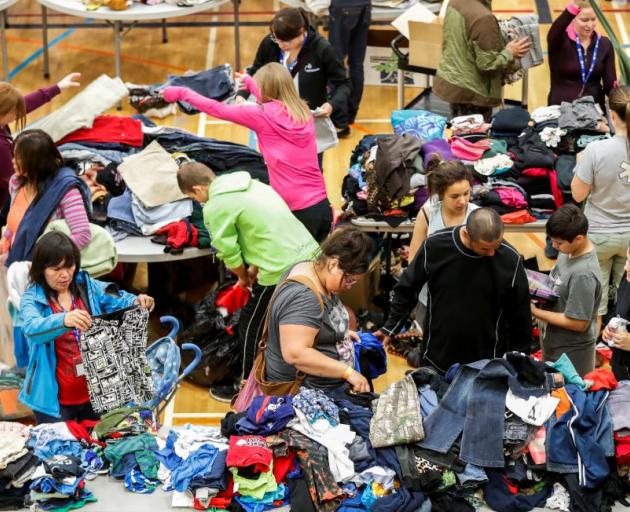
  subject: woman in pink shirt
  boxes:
[163,63,331,242]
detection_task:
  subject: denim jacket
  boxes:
[18,271,137,417]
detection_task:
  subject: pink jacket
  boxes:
[163,76,327,212]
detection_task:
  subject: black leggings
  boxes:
[34,401,99,424]
[292,198,333,243]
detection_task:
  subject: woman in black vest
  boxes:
[236,8,351,154]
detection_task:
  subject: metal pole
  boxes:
[114,20,122,109]
[397,69,404,110]
[233,0,240,70]
[114,20,121,79]
[1,11,8,81]
[42,5,50,78]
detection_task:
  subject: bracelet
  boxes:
[342,366,354,381]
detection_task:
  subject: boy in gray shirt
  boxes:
[531,204,602,375]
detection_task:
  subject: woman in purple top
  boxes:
[0,73,81,207]
[544,0,616,260]
[547,0,617,111]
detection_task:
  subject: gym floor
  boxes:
[4,0,626,423]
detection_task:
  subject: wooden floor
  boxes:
[4,0,629,423]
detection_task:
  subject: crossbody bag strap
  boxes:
[257,273,325,351]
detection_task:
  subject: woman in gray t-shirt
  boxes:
[264,227,373,391]
[572,86,630,319]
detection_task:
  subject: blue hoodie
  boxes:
[18,271,137,417]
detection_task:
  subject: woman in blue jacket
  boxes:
[19,232,154,423]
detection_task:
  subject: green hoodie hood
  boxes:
[209,171,252,196]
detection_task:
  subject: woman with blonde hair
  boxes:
[163,62,331,241]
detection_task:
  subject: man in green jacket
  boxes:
[434,0,531,120]
[177,162,320,401]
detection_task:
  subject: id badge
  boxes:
[73,355,85,378]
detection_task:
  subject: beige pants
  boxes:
[590,231,630,316]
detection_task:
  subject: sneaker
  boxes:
[544,237,558,260]
[209,381,241,403]
[336,126,351,138]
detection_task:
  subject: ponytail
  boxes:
[270,8,309,41]
[425,155,473,199]
[609,85,630,155]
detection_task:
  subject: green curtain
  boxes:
[590,0,630,85]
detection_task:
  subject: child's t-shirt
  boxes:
[542,250,603,375]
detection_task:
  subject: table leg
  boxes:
[232,0,240,70]
[397,69,404,110]
[42,6,50,78]
[1,11,8,81]
[161,18,167,43]
[113,20,122,109]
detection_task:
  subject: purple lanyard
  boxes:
[576,33,601,95]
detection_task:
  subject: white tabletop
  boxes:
[37,0,228,21]
[280,0,441,22]
[116,235,213,263]
[0,0,18,12]
[351,216,547,234]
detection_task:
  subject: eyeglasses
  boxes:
[332,265,358,286]
[269,31,303,45]
[342,275,358,286]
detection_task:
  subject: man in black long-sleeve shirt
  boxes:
[375,208,532,374]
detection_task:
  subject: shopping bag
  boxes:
[231,370,263,412]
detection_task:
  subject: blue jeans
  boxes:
[418,360,488,454]
[460,358,551,467]
[328,2,371,124]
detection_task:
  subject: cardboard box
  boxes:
[394,0,448,71]
[408,19,443,70]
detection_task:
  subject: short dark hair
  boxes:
[29,232,81,299]
[13,129,63,196]
[466,208,504,242]
[546,203,588,242]
[177,162,216,193]
[316,226,374,275]
[270,8,309,42]
[425,156,473,199]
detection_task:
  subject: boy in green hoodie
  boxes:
[177,162,320,401]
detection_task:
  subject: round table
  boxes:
[0,0,18,80]
[115,235,213,263]
[36,0,237,79]
[279,0,441,22]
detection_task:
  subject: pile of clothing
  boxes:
[342,99,609,225]
[0,422,38,509]
[341,134,426,221]
[127,64,235,117]
[23,74,268,253]
[57,115,262,250]
[5,352,630,511]
[29,455,95,511]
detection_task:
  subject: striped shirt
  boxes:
[4,175,91,251]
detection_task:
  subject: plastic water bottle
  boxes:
[606,316,630,347]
